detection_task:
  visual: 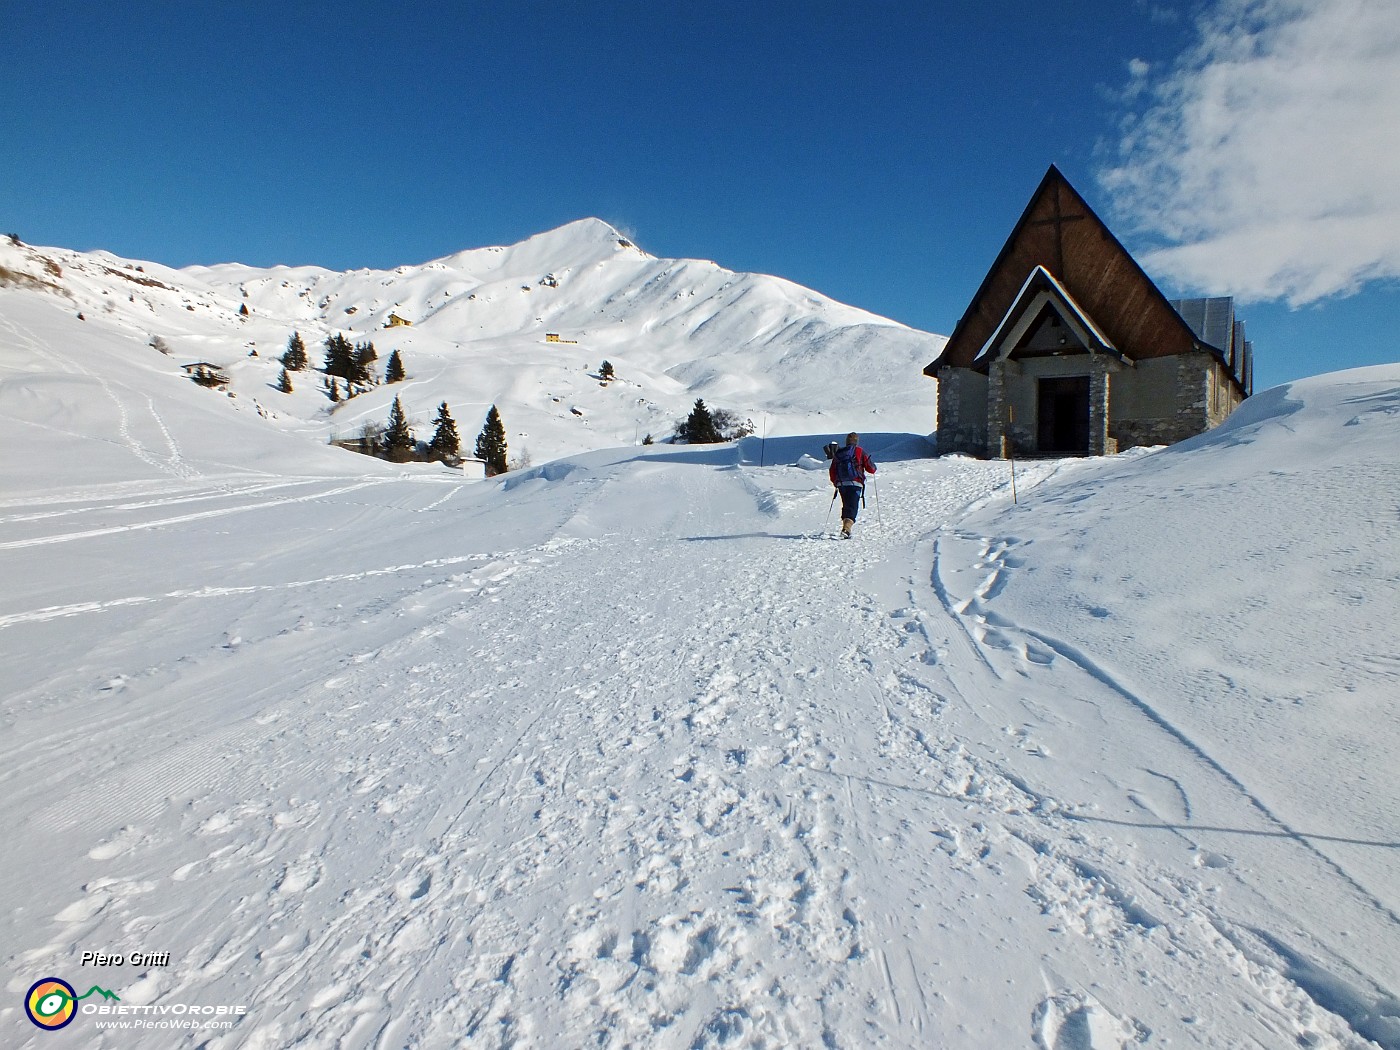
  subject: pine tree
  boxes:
[384,349,406,384]
[427,402,461,462]
[277,368,293,393]
[383,396,414,462]
[352,340,377,384]
[282,332,307,371]
[599,360,615,381]
[323,333,355,380]
[683,399,722,444]
[476,405,508,476]
[328,378,340,402]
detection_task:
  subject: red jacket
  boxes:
[830,445,876,487]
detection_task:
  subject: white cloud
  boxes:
[1101,0,1400,306]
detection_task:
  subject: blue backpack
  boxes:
[833,445,861,486]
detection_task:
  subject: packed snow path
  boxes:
[3,434,1398,1049]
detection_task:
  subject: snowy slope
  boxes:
[0,222,942,472]
[2,248,1398,1050]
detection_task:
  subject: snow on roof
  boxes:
[972,265,1118,366]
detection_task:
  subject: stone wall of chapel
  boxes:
[935,367,988,456]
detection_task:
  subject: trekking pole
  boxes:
[827,489,837,522]
[871,476,881,524]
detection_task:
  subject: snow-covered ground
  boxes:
[3,245,1400,1048]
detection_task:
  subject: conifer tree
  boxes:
[328,378,340,403]
[282,331,308,371]
[323,333,355,380]
[427,402,461,462]
[385,349,406,384]
[476,405,508,476]
[683,399,722,444]
[383,396,414,462]
[276,368,293,393]
[599,360,615,381]
[352,340,377,385]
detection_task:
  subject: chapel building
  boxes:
[925,165,1254,458]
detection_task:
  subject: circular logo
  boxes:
[25,977,77,1030]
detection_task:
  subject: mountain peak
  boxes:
[429,218,645,276]
[556,217,626,241]
[522,217,645,257]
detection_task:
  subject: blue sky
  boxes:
[5,1,1397,392]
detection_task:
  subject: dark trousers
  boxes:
[838,485,863,522]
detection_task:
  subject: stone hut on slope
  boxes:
[925,165,1254,458]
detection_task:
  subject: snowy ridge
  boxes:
[0,222,941,472]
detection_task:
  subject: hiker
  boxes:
[829,432,876,538]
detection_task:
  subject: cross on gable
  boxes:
[1027,183,1086,276]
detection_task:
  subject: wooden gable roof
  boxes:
[925,165,1203,376]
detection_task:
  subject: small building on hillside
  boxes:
[180,362,230,387]
[385,311,413,328]
[926,165,1254,458]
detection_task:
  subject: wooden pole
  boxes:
[1006,407,1019,505]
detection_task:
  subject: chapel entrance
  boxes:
[1037,375,1091,453]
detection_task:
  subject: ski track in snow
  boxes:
[0,479,397,551]
[0,310,202,484]
[3,450,1398,1050]
[924,504,1400,1050]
